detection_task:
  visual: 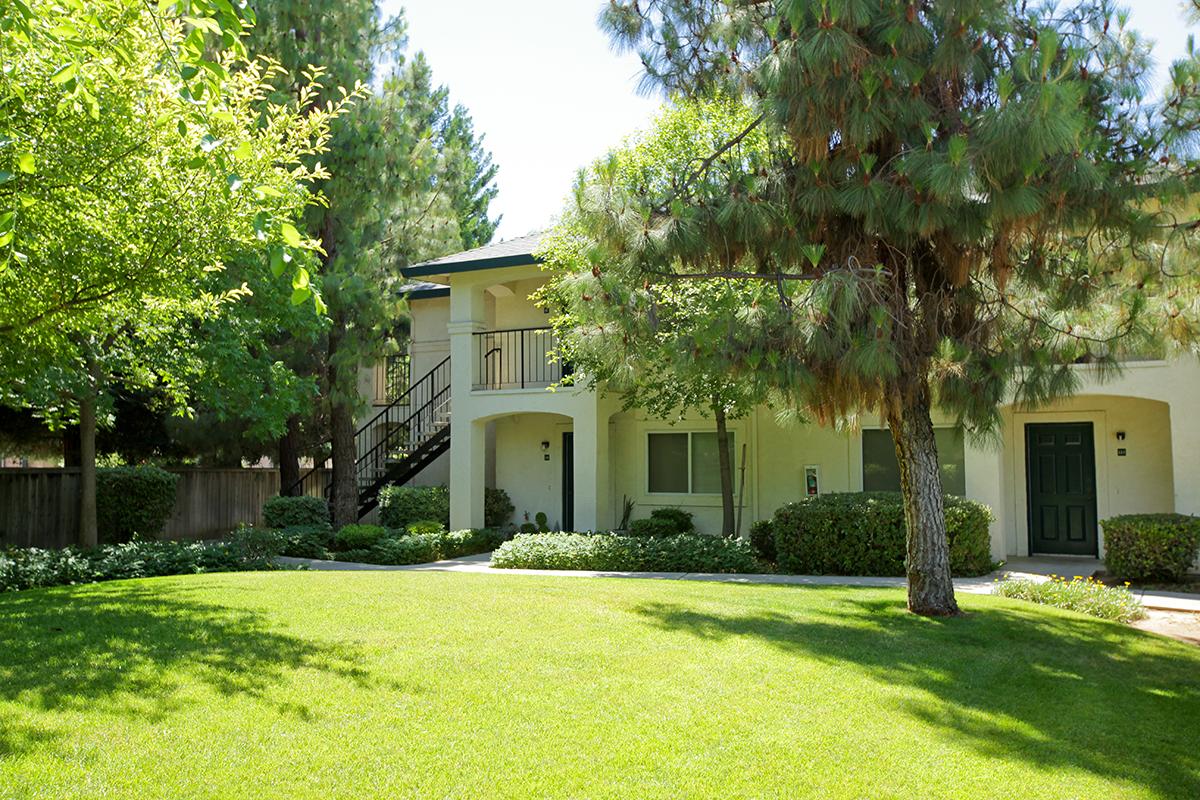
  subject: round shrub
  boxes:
[96,466,179,543]
[649,507,695,534]
[749,519,776,563]
[485,488,515,528]
[262,495,329,529]
[1103,514,1200,582]
[335,524,388,551]
[772,492,994,577]
[273,524,334,559]
[378,485,450,529]
[628,518,679,537]
[406,519,447,536]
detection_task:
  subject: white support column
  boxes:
[448,279,486,531]
[964,436,1007,560]
[450,417,486,530]
[571,405,610,532]
[1169,402,1200,516]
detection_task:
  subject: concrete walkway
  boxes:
[276,553,1200,613]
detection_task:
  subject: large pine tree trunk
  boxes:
[277,414,302,496]
[714,401,735,537]
[327,320,358,529]
[78,387,98,548]
[886,384,959,616]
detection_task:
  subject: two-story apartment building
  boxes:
[353,232,1200,563]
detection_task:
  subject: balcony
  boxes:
[472,327,565,391]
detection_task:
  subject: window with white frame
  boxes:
[861,428,966,496]
[647,431,735,494]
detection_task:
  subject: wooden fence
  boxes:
[0,468,329,548]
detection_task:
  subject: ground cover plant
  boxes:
[993,575,1147,623]
[491,533,762,573]
[0,539,277,593]
[0,572,1196,799]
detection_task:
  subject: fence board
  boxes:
[0,468,330,548]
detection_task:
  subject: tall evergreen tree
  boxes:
[245,2,499,525]
[564,0,1200,614]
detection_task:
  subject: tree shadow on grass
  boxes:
[631,589,1200,800]
[0,578,371,761]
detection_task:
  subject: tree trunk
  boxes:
[78,386,98,548]
[277,414,302,496]
[886,384,960,616]
[327,321,358,529]
[714,400,735,538]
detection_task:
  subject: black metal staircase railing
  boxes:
[283,356,452,515]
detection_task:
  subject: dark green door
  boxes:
[1025,423,1098,556]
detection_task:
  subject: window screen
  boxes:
[690,432,734,494]
[862,428,967,496]
[648,433,689,493]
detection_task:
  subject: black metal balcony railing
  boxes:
[473,327,565,390]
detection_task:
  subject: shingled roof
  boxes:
[402,232,544,278]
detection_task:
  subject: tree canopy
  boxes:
[545,0,1200,614]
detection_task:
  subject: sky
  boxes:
[382,1,1197,241]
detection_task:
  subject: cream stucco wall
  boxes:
[370,262,1200,562]
[493,413,573,530]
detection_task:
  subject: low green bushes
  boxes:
[96,466,179,543]
[994,575,1146,623]
[1103,514,1200,582]
[771,492,994,577]
[0,538,278,593]
[262,495,329,529]
[378,485,450,529]
[377,485,514,530]
[485,488,515,529]
[334,524,388,551]
[334,528,506,566]
[628,507,695,537]
[749,519,776,563]
[490,533,762,574]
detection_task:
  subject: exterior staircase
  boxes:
[286,356,451,519]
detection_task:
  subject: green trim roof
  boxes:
[403,232,544,278]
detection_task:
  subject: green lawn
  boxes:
[1,573,1198,799]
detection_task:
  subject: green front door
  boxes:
[1025,423,1099,556]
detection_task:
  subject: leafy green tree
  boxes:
[567,1,1200,614]
[0,0,356,545]
[538,101,776,536]
[246,1,499,526]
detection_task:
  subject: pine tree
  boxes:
[571,0,1200,614]
[245,2,500,526]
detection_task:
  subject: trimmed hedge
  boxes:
[262,495,329,529]
[628,507,696,537]
[1103,514,1200,582]
[378,485,450,529]
[0,538,278,593]
[749,519,776,563]
[772,492,994,577]
[490,533,762,574]
[335,528,506,566]
[335,524,388,551]
[377,486,515,530]
[272,524,334,559]
[96,466,179,543]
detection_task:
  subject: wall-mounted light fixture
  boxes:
[541,441,550,452]
[1116,431,1126,441]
